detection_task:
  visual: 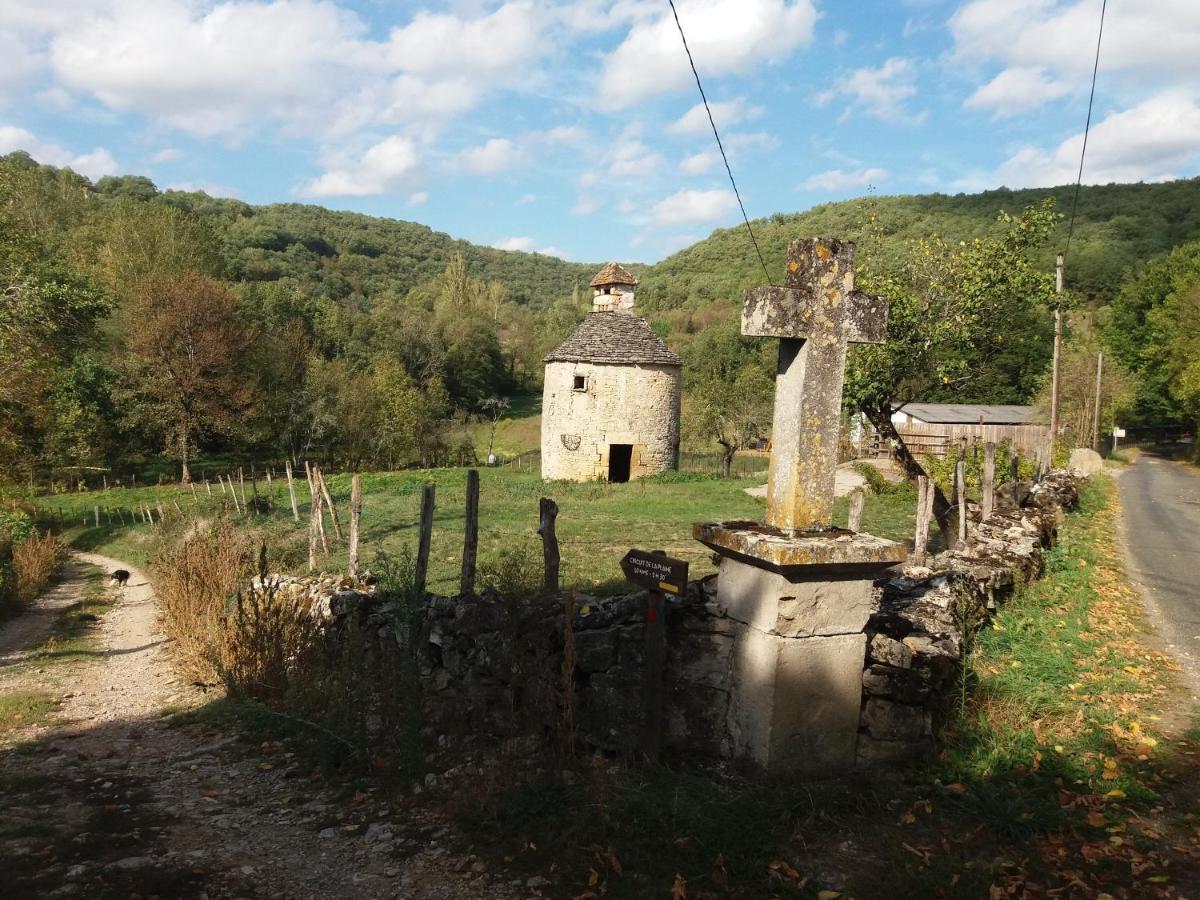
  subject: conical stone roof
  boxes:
[544,312,681,366]
[589,262,638,288]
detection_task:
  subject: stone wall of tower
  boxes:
[592,285,636,313]
[541,360,681,482]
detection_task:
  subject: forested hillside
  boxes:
[3,146,1199,484]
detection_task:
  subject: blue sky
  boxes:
[2,0,1198,263]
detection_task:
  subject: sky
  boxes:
[2,0,1199,264]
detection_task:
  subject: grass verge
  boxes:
[455,476,1200,898]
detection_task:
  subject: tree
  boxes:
[119,273,253,482]
[682,319,774,476]
[846,200,1058,536]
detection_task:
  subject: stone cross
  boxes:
[743,238,889,532]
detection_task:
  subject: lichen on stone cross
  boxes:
[743,238,889,532]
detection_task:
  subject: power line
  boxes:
[667,0,773,285]
[1065,0,1107,257]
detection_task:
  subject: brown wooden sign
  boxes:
[620,549,689,596]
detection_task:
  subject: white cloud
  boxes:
[950,0,1200,84]
[978,93,1200,189]
[818,57,923,123]
[151,147,182,163]
[650,188,737,226]
[384,2,543,78]
[680,150,718,175]
[608,140,663,177]
[800,166,888,192]
[164,181,239,198]
[964,66,1071,118]
[517,192,537,205]
[0,125,118,179]
[299,135,423,197]
[408,191,428,205]
[668,98,761,135]
[571,196,599,216]
[492,236,569,258]
[453,138,524,175]
[598,0,818,109]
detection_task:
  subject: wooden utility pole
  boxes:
[1093,351,1104,451]
[1051,252,1064,444]
[460,470,480,596]
[348,474,362,579]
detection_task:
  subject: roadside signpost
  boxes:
[620,549,689,757]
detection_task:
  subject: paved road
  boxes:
[1118,449,1200,693]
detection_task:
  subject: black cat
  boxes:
[110,569,131,587]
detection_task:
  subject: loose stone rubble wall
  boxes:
[288,469,1083,770]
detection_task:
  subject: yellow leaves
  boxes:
[587,868,599,887]
[817,891,842,900]
[768,860,801,881]
[579,604,591,616]
[1105,789,1127,799]
[1009,660,1022,668]
[992,622,1006,632]
[1087,810,1107,828]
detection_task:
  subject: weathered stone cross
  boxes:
[743,238,889,532]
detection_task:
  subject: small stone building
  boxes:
[541,264,682,482]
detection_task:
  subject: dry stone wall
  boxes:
[295,469,1084,772]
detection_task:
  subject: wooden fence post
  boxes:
[93,505,100,528]
[227,476,242,514]
[238,467,248,508]
[460,469,479,596]
[981,442,996,522]
[847,489,865,533]
[204,477,211,497]
[539,498,560,594]
[914,476,931,566]
[317,469,343,540]
[314,474,329,554]
[250,470,260,513]
[415,484,435,597]
[348,474,362,579]
[190,481,197,501]
[308,486,321,572]
[956,455,967,547]
[285,460,300,522]
[265,469,274,512]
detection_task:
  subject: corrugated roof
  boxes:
[896,403,1040,425]
[589,262,638,288]
[544,312,681,366]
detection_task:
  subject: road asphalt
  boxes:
[1117,448,1200,696]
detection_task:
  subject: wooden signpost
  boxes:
[619,549,689,757]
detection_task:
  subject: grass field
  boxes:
[37,467,918,594]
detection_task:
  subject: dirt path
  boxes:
[0,553,524,900]
[0,556,93,667]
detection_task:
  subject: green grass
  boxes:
[25,568,119,663]
[0,691,57,736]
[37,467,918,592]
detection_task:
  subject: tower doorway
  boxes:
[608,444,632,483]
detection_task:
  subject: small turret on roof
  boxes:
[590,262,638,288]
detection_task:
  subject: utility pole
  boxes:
[1093,350,1103,451]
[1051,253,1064,444]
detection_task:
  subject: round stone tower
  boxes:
[541,264,682,483]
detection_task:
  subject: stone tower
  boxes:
[541,264,681,483]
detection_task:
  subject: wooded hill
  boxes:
[5,146,1200,482]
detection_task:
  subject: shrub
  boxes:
[479,539,544,600]
[11,531,65,606]
[154,521,256,683]
[853,462,901,495]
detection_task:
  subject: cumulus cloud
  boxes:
[453,138,524,175]
[964,66,1071,118]
[608,140,663,177]
[598,0,817,109]
[800,167,888,192]
[408,191,428,205]
[679,150,718,175]
[818,57,924,122]
[492,236,569,258]
[0,125,118,179]
[151,147,182,163]
[650,188,737,226]
[975,93,1200,189]
[668,98,761,135]
[299,135,423,197]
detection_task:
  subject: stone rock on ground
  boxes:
[1069,447,1104,477]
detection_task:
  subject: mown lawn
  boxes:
[37,467,917,593]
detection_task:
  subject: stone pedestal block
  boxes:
[717,562,873,637]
